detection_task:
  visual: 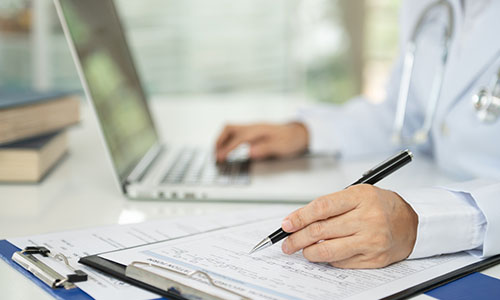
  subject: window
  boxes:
[0,0,400,103]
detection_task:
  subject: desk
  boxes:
[0,95,498,299]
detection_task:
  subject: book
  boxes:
[0,131,68,182]
[0,90,80,145]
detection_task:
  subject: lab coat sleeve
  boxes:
[297,95,400,159]
[400,179,500,259]
[296,49,406,159]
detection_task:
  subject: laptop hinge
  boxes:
[125,143,164,186]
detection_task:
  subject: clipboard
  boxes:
[80,255,247,300]
[384,254,500,300]
[79,250,500,300]
[0,239,93,300]
[3,236,500,299]
[79,254,184,300]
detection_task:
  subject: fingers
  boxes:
[301,236,364,263]
[278,185,414,269]
[215,122,308,162]
[216,125,239,153]
[301,235,392,268]
[217,129,264,162]
[216,125,253,162]
[282,211,359,254]
[281,190,361,233]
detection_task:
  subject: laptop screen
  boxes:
[58,0,159,182]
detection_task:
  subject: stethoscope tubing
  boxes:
[392,0,454,146]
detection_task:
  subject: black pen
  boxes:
[249,149,413,254]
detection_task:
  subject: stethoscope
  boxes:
[392,0,454,145]
[392,0,500,146]
[472,68,500,123]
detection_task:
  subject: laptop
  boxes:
[54,0,340,202]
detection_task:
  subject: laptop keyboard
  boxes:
[161,148,250,185]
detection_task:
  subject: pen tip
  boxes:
[248,237,272,255]
[248,245,260,255]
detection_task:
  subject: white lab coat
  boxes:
[299,0,500,258]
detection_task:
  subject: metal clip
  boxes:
[126,261,251,300]
[12,246,88,290]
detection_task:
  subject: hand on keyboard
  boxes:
[215,123,309,162]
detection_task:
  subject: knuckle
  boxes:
[312,197,331,214]
[293,210,307,229]
[316,243,333,261]
[308,222,325,239]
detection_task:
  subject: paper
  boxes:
[8,206,295,300]
[102,218,482,300]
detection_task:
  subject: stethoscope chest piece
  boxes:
[472,75,500,123]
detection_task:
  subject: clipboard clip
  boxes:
[126,261,251,300]
[12,246,88,290]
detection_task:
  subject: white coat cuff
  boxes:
[442,180,500,257]
[398,187,486,259]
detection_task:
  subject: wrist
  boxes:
[389,190,418,261]
[286,122,309,151]
[401,195,418,258]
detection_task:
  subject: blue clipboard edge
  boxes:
[382,253,500,300]
[3,237,500,300]
[0,239,93,300]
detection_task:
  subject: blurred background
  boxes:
[0,0,400,104]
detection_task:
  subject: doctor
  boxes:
[216,0,500,268]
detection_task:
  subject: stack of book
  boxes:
[0,91,80,182]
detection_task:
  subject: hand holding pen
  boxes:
[250,150,418,269]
